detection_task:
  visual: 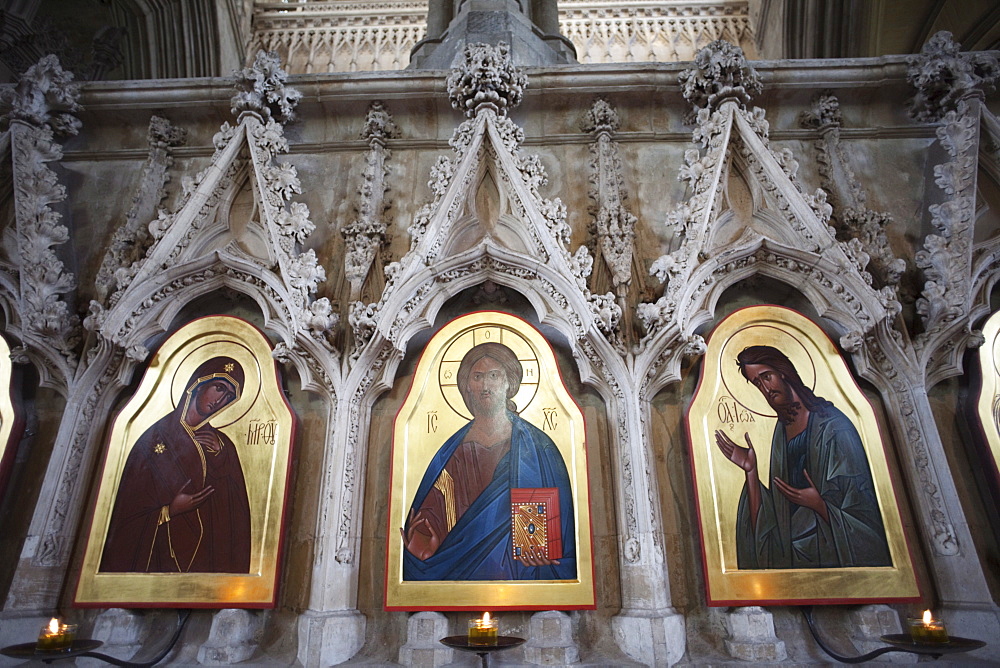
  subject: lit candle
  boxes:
[907,610,949,644]
[468,611,499,646]
[36,618,77,652]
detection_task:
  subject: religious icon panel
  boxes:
[974,310,1000,494]
[385,311,595,610]
[0,333,25,501]
[75,316,297,607]
[687,305,919,605]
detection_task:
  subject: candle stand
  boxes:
[440,635,525,668]
[1,610,190,667]
[801,607,986,663]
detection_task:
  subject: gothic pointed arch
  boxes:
[87,51,338,397]
[637,40,898,398]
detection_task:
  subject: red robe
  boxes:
[99,410,251,573]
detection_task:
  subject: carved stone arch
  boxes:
[640,236,887,398]
[102,252,334,399]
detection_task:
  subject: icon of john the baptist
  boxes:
[100,356,251,573]
[401,342,576,580]
[715,345,891,569]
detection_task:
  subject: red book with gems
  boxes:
[510,487,562,561]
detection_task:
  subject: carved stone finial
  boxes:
[907,31,1000,122]
[231,50,302,123]
[0,54,81,135]
[147,114,187,148]
[446,42,527,118]
[581,97,620,135]
[799,92,842,129]
[360,101,400,141]
[678,40,761,112]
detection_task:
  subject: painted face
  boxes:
[464,356,509,417]
[741,363,795,410]
[194,379,237,419]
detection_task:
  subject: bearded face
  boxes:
[741,363,802,424]
[462,356,510,418]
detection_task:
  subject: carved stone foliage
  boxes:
[800,93,906,290]
[446,42,527,117]
[906,32,1000,383]
[343,101,399,302]
[677,39,761,112]
[913,99,979,357]
[231,50,303,123]
[907,31,1000,123]
[95,115,186,303]
[0,55,82,389]
[0,54,81,134]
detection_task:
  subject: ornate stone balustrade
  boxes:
[251,0,756,72]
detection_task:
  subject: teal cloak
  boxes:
[736,404,891,569]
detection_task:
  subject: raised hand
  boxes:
[773,469,829,523]
[168,479,215,517]
[400,508,442,561]
[715,430,757,474]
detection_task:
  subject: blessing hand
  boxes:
[773,469,829,523]
[400,509,441,561]
[715,430,757,474]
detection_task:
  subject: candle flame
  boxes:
[922,610,932,624]
[482,611,491,623]
[48,618,59,634]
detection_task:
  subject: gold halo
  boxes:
[437,324,540,420]
[719,323,816,417]
[170,341,262,428]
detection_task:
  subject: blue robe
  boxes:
[736,404,891,569]
[403,413,576,580]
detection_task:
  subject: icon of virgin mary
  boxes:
[99,356,251,573]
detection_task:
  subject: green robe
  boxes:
[736,404,891,569]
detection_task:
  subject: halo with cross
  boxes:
[437,323,540,421]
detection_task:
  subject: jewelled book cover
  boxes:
[511,487,562,561]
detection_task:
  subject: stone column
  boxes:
[296,392,367,666]
[531,0,560,36]
[610,386,685,666]
[425,0,452,40]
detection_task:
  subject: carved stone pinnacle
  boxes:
[231,50,303,123]
[908,31,1000,122]
[678,40,761,112]
[0,54,81,135]
[446,42,527,118]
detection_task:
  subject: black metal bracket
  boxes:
[76,609,191,667]
[801,606,944,663]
